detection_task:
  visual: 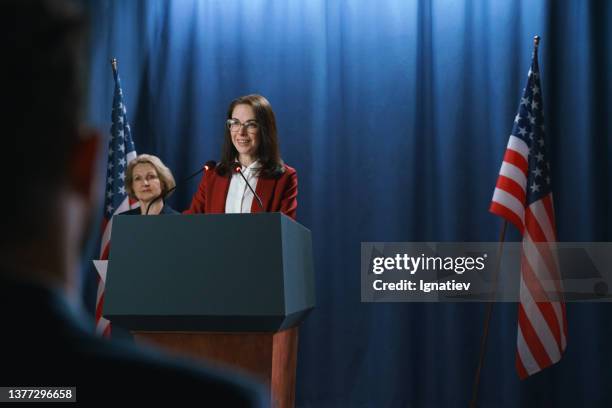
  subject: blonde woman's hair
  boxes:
[125,154,176,200]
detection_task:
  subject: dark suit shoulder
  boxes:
[118,205,179,215]
[70,337,266,405]
[160,204,179,214]
[0,278,265,406]
[118,207,142,215]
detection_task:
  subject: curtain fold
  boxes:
[83,1,612,406]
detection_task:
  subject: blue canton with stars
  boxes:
[511,48,551,205]
[104,68,136,217]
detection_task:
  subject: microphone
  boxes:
[233,163,264,212]
[145,160,216,215]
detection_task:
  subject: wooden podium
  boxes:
[104,213,315,407]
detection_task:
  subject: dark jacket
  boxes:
[0,275,266,405]
[120,204,179,215]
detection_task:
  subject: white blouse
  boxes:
[225,161,260,214]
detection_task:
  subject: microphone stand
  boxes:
[145,161,215,215]
[233,164,264,212]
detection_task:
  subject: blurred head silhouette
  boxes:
[0,0,100,294]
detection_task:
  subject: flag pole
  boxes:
[110,57,118,74]
[470,34,541,407]
[469,220,508,408]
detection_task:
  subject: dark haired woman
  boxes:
[185,94,297,219]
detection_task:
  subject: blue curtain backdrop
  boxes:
[83,1,611,406]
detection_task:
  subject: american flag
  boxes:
[95,61,138,336]
[490,39,567,379]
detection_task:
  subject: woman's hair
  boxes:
[125,154,176,200]
[217,94,285,178]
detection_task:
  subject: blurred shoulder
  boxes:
[61,335,266,405]
[95,340,263,403]
[0,279,266,406]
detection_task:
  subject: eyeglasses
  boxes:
[227,119,259,134]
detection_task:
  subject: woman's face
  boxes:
[132,162,162,203]
[230,104,260,161]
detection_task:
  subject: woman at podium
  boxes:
[185,94,298,219]
[122,154,179,215]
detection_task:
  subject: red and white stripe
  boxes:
[490,135,529,233]
[95,151,138,337]
[490,135,567,379]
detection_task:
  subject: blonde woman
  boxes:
[122,154,178,215]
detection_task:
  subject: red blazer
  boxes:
[184,164,298,220]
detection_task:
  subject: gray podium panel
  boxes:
[104,213,315,332]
